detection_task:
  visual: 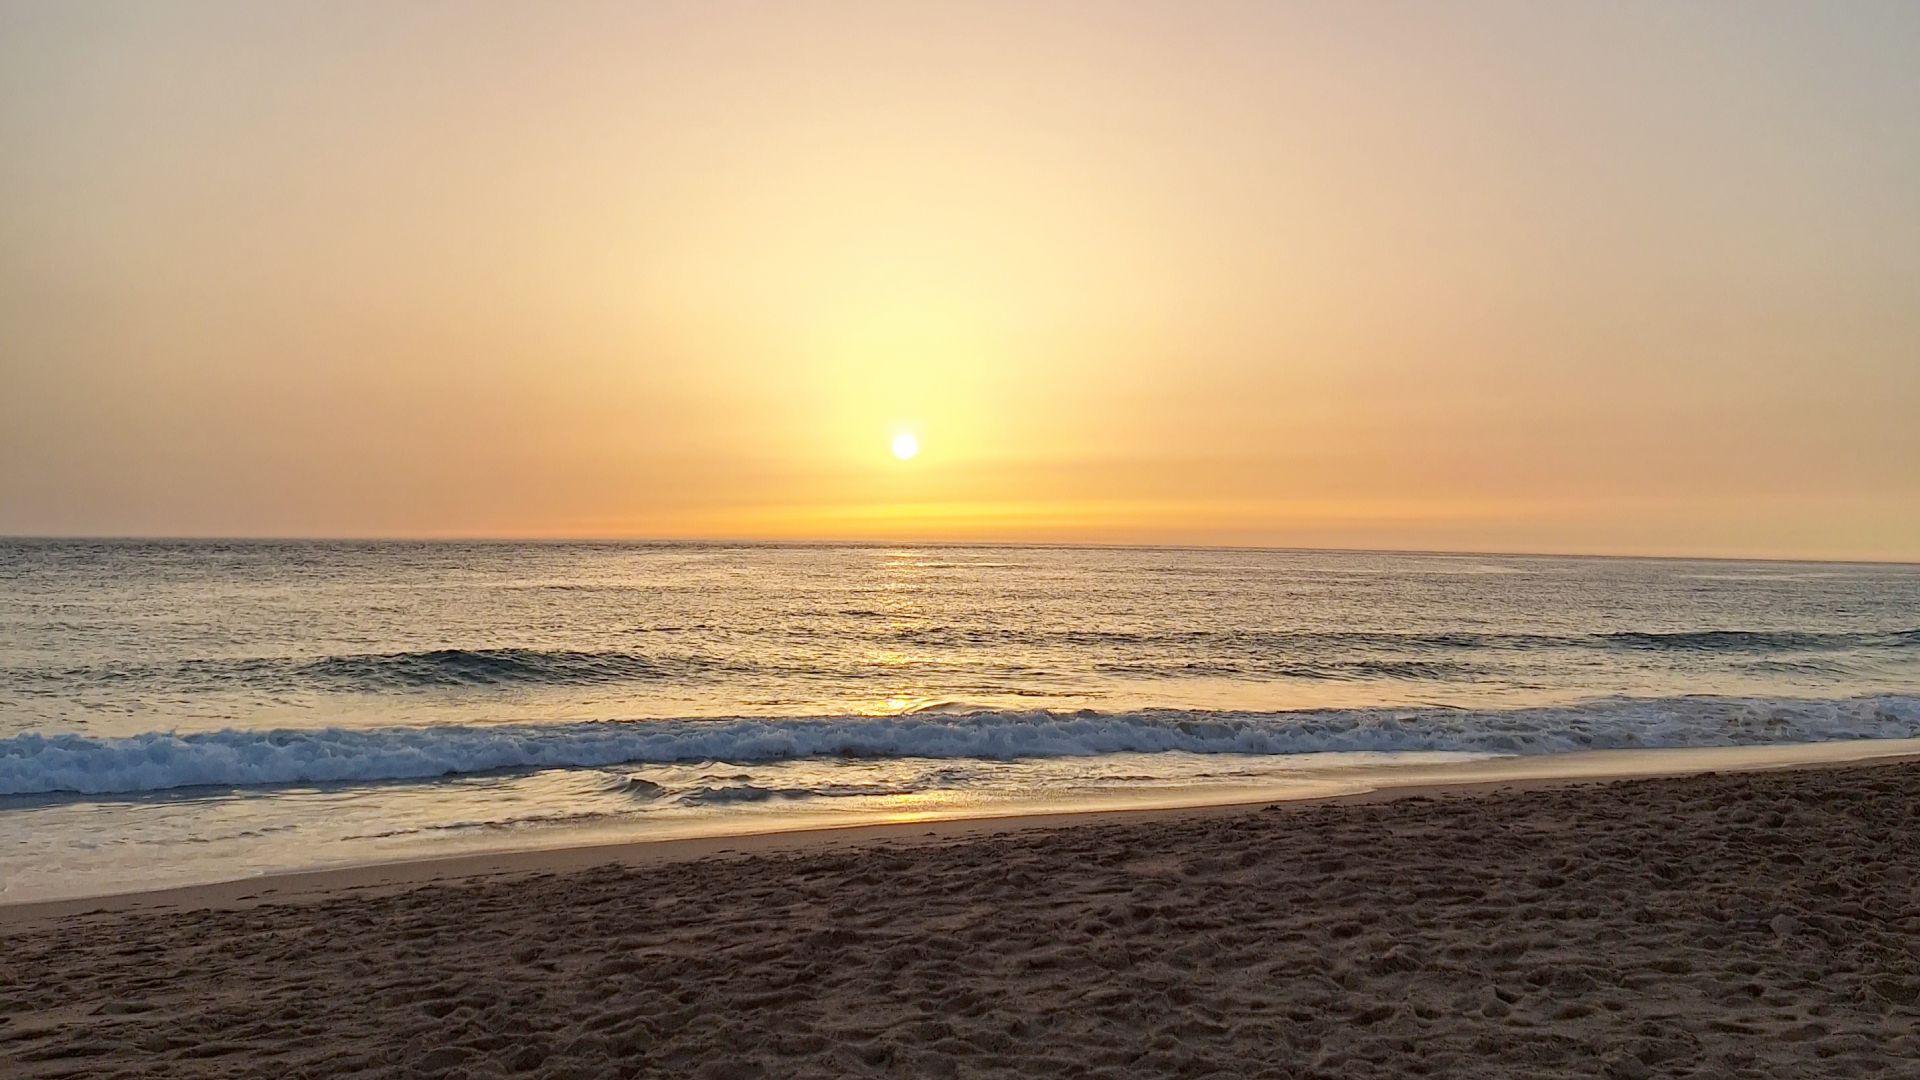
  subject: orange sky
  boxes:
[2,2,1917,560]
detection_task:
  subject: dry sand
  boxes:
[3,761,1917,1079]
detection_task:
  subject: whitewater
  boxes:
[4,541,1919,901]
[8,696,1920,798]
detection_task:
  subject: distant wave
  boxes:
[1093,657,1480,681]
[878,627,1517,650]
[5,629,1914,698]
[1595,630,1920,652]
[5,648,739,695]
[3,695,1917,796]
[884,626,1920,653]
[290,648,725,689]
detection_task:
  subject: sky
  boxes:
[2,2,1917,560]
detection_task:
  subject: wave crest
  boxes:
[3,695,1917,797]
[296,648,699,689]
[1598,629,1920,652]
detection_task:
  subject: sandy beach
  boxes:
[4,760,1917,1079]
[10,2,1920,1075]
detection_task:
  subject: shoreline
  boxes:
[10,737,1916,927]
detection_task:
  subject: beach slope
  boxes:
[3,762,1917,1079]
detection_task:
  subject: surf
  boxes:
[6,694,1918,797]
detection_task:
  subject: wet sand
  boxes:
[3,760,1917,1078]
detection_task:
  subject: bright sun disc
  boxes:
[891,433,919,460]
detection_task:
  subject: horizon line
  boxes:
[2,535,1915,569]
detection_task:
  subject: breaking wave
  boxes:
[4,695,1917,797]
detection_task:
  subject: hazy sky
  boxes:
[3,2,1917,559]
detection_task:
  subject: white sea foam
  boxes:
[3,695,1918,797]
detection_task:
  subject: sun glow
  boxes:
[891,432,920,461]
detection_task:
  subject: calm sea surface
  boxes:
[4,542,1919,900]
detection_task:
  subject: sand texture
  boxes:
[3,762,1918,1079]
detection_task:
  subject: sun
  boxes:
[891,432,920,461]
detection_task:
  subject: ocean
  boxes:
[3,540,1919,902]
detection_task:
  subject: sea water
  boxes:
[3,541,1918,901]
